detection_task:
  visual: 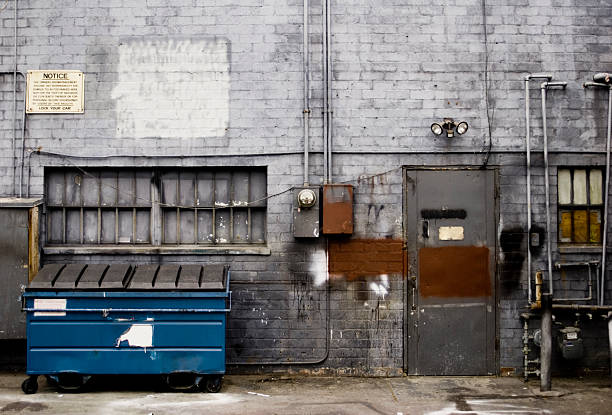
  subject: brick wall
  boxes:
[1,1,611,375]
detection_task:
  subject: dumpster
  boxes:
[21,263,231,394]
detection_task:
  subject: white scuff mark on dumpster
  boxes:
[116,324,153,348]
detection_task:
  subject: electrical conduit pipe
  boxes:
[525,73,552,305]
[540,81,567,296]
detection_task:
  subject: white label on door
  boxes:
[33,298,66,316]
[439,226,464,241]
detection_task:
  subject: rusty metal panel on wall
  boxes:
[322,184,353,235]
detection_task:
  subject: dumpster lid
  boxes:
[28,263,229,291]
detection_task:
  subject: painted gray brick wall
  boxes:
[1,1,611,375]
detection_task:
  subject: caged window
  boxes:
[45,168,267,247]
[557,167,603,244]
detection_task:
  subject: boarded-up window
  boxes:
[45,168,267,246]
[558,167,603,244]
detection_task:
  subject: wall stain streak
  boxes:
[419,246,490,298]
[328,239,404,280]
[499,226,526,296]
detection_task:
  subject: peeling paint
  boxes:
[116,324,153,348]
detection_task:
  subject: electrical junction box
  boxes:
[293,186,320,238]
[322,184,353,235]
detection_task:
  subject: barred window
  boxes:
[557,167,603,244]
[45,167,267,247]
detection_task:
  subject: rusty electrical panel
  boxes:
[322,184,353,235]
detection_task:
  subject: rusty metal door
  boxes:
[405,169,496,375]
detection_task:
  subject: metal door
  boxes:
[405,169,496,375]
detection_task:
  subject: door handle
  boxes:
[422,220,429,238]
[410,275,417,311]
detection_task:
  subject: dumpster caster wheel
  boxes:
[49,373,90,392]
[203,376,222,393]
[21,376,38,394]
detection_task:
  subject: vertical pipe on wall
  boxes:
[19,83,26,198]
[302,0,310,186]
[608,311,612,386]
[584,80,612,306]
[541,84,554,296]
[525,78,533,305]
[12,0,18,196]
[326,0,332,183]
[601,86,612,305]
[525,74,552,305]
[540,81,566,296]
[322,0,328,184]
[540,294,552,391]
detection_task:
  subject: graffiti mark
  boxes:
[367,204,385,223]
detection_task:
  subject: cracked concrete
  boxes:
[0,372,610,415]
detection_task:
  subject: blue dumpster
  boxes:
[21,263,231,394]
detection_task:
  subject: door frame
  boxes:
[402,166,500,375]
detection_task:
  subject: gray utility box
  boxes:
[293,186,320,238]
[0,198,42,339]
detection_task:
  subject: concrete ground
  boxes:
[0,372,610,415]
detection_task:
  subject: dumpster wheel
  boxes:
[47,373,91,392]
[21,376,38,394]
[202,375,223,393]
[163,372,201,392]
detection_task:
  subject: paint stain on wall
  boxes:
[419,246,490,298]
[328,239,404,280]
[112,38,230,139]
[500,226,526,296]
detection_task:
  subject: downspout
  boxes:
[302,0,310,186]
[603,84,611,306]
[322,0,328,184]
[12,0,18,196]
[525,73,552,305]
[584,79,612,306]
[540,81,567,296]
[326,0,333,182]
[19,84,26,198]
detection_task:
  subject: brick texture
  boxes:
[1,1,611,375]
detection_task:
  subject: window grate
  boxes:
[45,167,267,247]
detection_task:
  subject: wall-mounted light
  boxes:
[431,118,469,138]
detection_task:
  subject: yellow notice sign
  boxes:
[26,70,84,113]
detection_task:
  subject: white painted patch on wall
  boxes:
[310,248,328,287]
[369,274,389,299]
[112,38,230,139]
[116,324,153,348]
[438,226,464,241]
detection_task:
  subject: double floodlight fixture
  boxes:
[431,118,469,138]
